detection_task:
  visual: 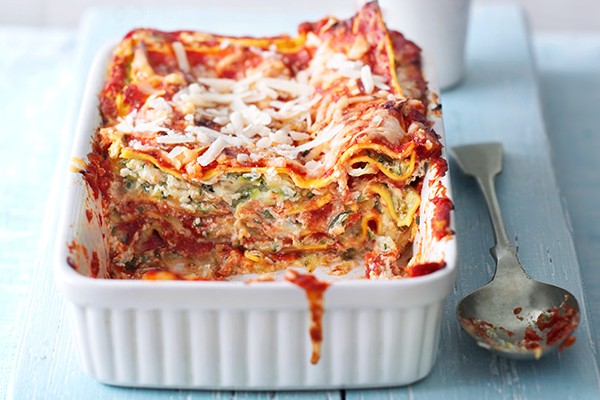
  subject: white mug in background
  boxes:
[374,0,471,90]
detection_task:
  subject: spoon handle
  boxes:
[452,143,523,276]
[474,173,518,263]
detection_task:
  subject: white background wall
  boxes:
[1,0,599,32]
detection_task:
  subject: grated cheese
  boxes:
[156,134,196,144]
[118,40,401,170]
[236,153,250,163]
[167,146,187,159]
[197,137,226,166]
[361,65,374,94]
[129,139,145,150]
[172,41,190,73]
[256,137,272,148]
[371,115,383,127]
[289,131,310,141]
[197,77,236,91]
[286,123,345,156]
[220,38,231,49]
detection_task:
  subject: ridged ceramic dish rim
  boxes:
[55,41,457,390]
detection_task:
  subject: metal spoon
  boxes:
[452,142,580,360]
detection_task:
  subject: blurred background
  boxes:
[1,0,600,31]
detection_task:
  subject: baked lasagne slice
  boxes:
[85,2,450,280]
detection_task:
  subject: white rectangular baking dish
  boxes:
[55,41,457,390]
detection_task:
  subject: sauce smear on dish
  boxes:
[285,269,330,364]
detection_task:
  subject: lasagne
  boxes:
[82,2,452,281]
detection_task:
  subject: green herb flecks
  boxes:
[262,209,275,221]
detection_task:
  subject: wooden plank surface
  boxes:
[0,27,75,400]
[533,33,600,367]
[5,5,600,400]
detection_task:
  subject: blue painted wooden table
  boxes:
[2,4,600,399]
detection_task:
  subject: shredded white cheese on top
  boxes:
[115,43,398,169]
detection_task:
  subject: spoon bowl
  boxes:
[457,273,579,359]
[452,143,580,359]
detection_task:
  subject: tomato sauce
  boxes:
[407,261,446,277]
[513,307,522,314]
[460,295,579,355]
[431,195,454,240]
[66,240,91,275]
[90,251,100,278]
[85,208,93,223]
[523,327,543,350]
[559,335,576,352]
[82,151,113,200]
[285,270,330,364]
[536,297,579,346]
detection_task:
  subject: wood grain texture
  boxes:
[0,27,75,400]
[534,33,600,367]
[6,5,600,400]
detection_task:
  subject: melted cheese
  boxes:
[366,183,420,227]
